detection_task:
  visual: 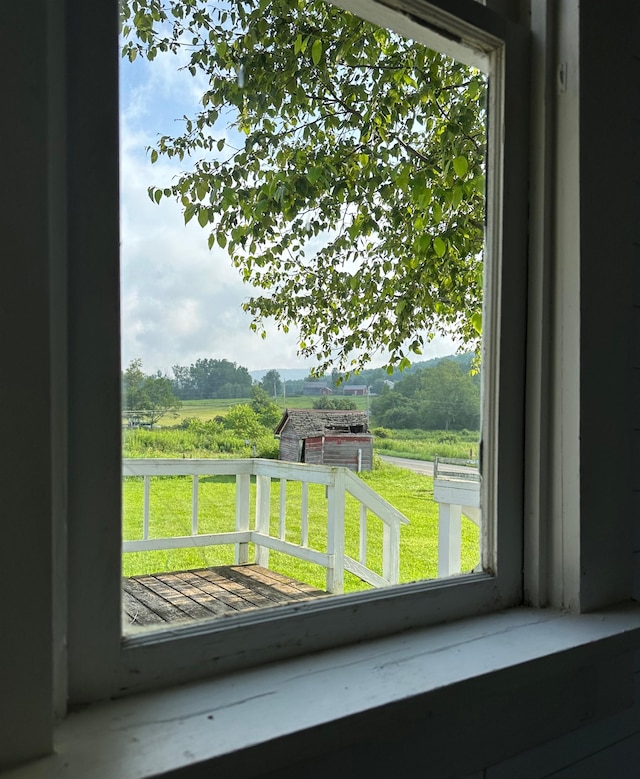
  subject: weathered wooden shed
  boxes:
[274,409,374,471]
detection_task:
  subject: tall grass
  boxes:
[372,429,479,461]
[123,427,280,459]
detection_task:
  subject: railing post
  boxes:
[191,474,199,535]
[326,469,345,593]
[301,482,309,547]
[438,503,462,577]
[143,475,150,540]
[235,472,250,564]
[279,479,287,540]
[359,505,367,565]
[255,474,271,568]
[382,522,400,584]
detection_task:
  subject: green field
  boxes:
[122,460,480,592]
[151,397,479,462]
[373,429,479,462]
[173,394,369,424]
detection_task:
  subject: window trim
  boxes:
[65,0,530,705]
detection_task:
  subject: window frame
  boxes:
[64,0,529,705]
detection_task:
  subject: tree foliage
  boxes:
[121,0,486,374]
[122,358,181,425]
[259,369,283,398]
[370,359,480,430]
[171,357,253,399]
[312,395,357,410]
[251,384,283,427]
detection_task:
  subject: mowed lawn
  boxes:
[122,461,480,593]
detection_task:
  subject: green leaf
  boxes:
[306,166,324,184]
[453,156,469,178]
[196,181,208,201]
[434,236,446,257]
[153,189,162,205]
[197,208,209,227]
[150,149,158,164]
[311,39,323,66]
[471,311,483,335]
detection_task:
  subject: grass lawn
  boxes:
[122,461,480,593]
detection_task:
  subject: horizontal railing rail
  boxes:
[433,455,481,482]
[122,458,410,594]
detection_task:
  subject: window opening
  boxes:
[120,0,488,633]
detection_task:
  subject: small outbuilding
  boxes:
[274,409,374,472]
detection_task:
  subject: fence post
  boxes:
[438,503,462,577]
[326,469,345,593]
[255,474,271,568]
[235,472,250,564]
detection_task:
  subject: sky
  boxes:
[119,45,460,376]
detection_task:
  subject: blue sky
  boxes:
[118,47,459,375]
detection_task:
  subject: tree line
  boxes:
[370,360,480,431]
[171,358,253,399]
[122,356,480,431]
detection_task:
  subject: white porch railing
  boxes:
[122,458,409,594]
[433,456,481,577]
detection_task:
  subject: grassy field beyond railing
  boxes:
[122,459,480,592]
[172,395,369,424]
[372,429,479,461]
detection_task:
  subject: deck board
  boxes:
[123,564,327,629]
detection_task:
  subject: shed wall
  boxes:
[322,435,373,471]
[278,432,301,462]
[304,436,324,465]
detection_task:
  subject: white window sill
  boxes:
[7,605,640,779]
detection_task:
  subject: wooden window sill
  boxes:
[6,605,640,779]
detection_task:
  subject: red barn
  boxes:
[274,409,374,472]
[342,385,369,396]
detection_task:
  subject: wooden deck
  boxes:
[122,564,328,629]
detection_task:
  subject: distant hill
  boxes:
[402,352,475,376]
[250,353,475,385]
[250,368,311,382]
